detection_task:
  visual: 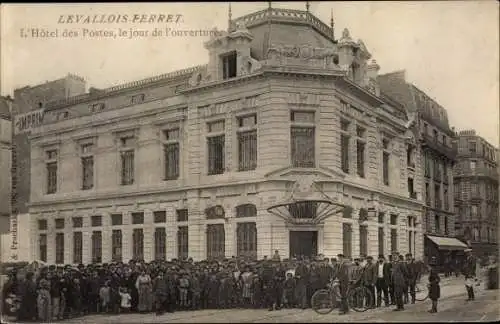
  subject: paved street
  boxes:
[56,277,498,323]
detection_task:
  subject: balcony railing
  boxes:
[421,133,457,161]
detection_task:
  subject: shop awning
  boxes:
[426,235,469,251]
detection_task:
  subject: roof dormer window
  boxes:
[221,51,237,80]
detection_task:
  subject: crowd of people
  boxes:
[0,251,436,322]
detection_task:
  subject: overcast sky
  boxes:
[1,1,498,145]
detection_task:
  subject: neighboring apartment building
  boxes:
[28,7,423,264]
[379,71,465,267]
[453,130,498,257]
[8,74,86,262]
[0,96,13,234]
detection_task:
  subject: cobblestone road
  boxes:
[52,276,499,323]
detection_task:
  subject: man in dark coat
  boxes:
[391,254,409,311]
[462,249,477,301]
[405,254,419,304]
[335,254,350,315]
[153,271,168,315]
[375,255,391,307]
[362,256,377,308]
[294,260,309,309]
[387,254,395,305]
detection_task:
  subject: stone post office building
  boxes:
[28,8,424,264]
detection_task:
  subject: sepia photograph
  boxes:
[0,1,498,323]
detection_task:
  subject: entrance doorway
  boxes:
[289,230,318,258]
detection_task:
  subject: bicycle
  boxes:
[415,282,429,301]
[311,278,375,314]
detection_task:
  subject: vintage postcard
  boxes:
[0,1,498,323]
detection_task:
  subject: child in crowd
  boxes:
[119,287,132,313]
[99,281,111,313]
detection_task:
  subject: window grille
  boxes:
[176,209,188,222]
[154,211,167,223]
[236,204,257,218]
[55,233,64,264]
[178,226,189,260]
[91,231,102,263]
[39,234,47,262]
[206,224,225,260]
[133,228,144,260]
[111,229,122,262]
[237,222,257,259]
[291,127,315,168]
[73,232,82,264]
[155,227,167,260]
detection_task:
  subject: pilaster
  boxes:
[143,209,154,262]
[165,205,177,260]
[102,212,111,263]
[122,212,132,262]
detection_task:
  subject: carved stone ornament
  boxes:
[266,43,338,62]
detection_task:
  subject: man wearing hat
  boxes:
[462,248,477,301]
[362,256,377,308]
[335,254,350,315]
[375,255,391,307]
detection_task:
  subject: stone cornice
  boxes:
[45,65,204,111]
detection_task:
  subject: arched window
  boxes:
[236,204,257,218]
[237,222,257,260]
[205,205,225,220]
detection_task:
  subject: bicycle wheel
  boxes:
[415,283,429,301]
[348,286,373,312]
[311,289,336,315]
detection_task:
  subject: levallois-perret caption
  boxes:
[19,13,224,39]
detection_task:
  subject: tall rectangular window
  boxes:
[39,234,47,262]
[356,126,366,178]
[390,228,398,254]
[206,224,225,260]
[378,227,384,256]
[178,226,189,260]
[291,111,315,168]
[46,162,58,194]
[341,119,350,173]
[356,140,365,178]
[55,233,64,264]
[91,231,102,263]
[133,228,144,260]
[237,222,257,259]
[408,231,413,255]
[359,225,368,257]
[238,114,257,171]
[383,151,390,186]
[111,229,122,262]
[163,129,180,180]
[207,120,225,175]
[81,143,94,190]
[342,223,352,258]
[444,216,449,235]
[73,232,82,264]
[154,227,167,260]
[221,51,237,79]
[435,215,440,233]
[120,137,135,185]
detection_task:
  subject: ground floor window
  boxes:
[207,224,225,260]
[237,222,257,259]
[133,228,144,260]
[155,227,166,260]
[55,233,64,264]
[91,231,102,263]
[112,229,122,262]
[390,228,398,254]
[73,232,82,264]
[359,225,368,257]
[39,234,47,262]
[378,227,384,256]
[178,226,189,260]
[342,223,352,259]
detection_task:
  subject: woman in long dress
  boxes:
[135,270,153,313]
[37,276,51,322]
[240,266,253,307]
